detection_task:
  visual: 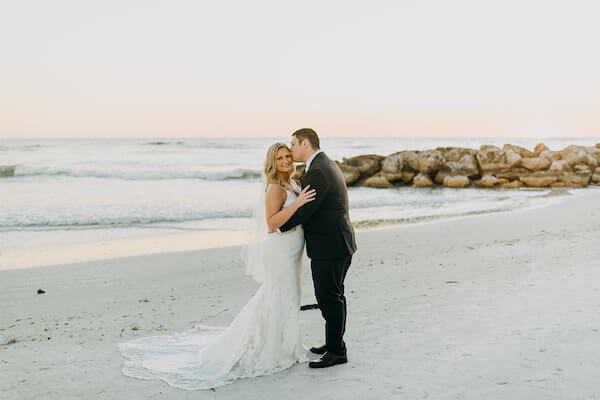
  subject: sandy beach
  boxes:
[1,188,599,399]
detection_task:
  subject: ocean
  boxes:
[1,137,599,251]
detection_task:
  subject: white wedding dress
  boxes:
[118,187,308,390]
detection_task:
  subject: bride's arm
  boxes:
[266,184,316,233]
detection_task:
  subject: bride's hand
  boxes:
[295,185,316,207]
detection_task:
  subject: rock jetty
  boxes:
[332,143,600,188]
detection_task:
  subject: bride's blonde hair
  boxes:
[264,142,296,191]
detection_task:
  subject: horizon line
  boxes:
[2,136,600,141]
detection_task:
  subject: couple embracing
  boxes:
[118,128,357,390]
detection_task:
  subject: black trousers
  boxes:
[311,254,352,356]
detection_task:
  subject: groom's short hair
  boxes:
[292,128,320,150]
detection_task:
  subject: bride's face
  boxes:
[275,147,293,174]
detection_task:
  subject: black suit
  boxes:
[280,152,357,356]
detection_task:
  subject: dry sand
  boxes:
[1,188,599,399]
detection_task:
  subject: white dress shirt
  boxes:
[304,149,323,173]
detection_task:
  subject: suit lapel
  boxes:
[307,152,326,172]
[302,152,326,188]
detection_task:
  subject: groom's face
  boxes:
[290,136,303,162]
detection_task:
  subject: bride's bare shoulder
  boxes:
[266,183,286,200]
[266,184,287,212]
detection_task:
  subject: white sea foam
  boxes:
[12,165,262,181]
[1,137,597,237]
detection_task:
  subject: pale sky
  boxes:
[1,0,599,138]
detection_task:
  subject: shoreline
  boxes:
[1,187,589,271]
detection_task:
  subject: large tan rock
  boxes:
[560,145,599,168]
[585,146,600,165]
[534,143,550,157]
[503,144,535,158]
[434,170,450,185]
[437,147,480,178]
[495,168,530,181]
[569,164,593,186]
[559,176,589,187]
[504,149,522,168]
[520,173,557,187]
[473,175,507,188]
[585,145,600,155]
[412,173,433,187]
[549,160,572,173]
[362,174,393,188]
[380,153,404,182]
[480,145,501,151]
[400,151,418,171]
[443,175,470,188]
[401,171,416,184]
[476,148,513,175]
[544,163,592,187]
[539,150,562,162]
[436,147,476,160]
[335,162,361,185]
[342,155,384,178]
[501,180,523,189]
[592,167,600,184]
[405,150,444,174]
[521,157,552,171]
[550,181,568,187]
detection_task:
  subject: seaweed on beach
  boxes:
[0,165,16,177]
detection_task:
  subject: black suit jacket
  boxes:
[280,152,357,260]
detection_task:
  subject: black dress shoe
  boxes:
[310,344,327,354]
[308,352,348,369]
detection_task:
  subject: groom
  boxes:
[280,128,357,368]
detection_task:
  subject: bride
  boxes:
[118,143,316,390]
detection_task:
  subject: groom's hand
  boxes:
[280,170,329,231]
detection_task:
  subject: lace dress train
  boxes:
[118,191,308,390]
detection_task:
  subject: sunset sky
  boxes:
[2,1,599,139]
